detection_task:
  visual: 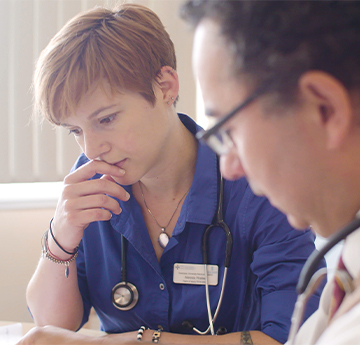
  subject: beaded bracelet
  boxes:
[41,230,78,278]
[48,217,78,256]
[137,326,148,341]
[152,329,162,343]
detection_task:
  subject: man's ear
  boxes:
[156,66,179,106]
[299,71,353,149]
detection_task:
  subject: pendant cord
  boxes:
[138,181,189,232]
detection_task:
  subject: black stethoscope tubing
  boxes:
[111,235,139,311]
[288,213,360,345]
[183,174,233,335]
[120,234,127,282]
[297,215,360,295]
[202,175,233,269]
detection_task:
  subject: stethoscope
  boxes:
[111,234,139,311]
[111,173,233,337]
[182,174,233,335]
[287,210,360,345]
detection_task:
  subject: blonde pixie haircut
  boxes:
[33,3,177,124]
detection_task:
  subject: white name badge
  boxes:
[173,263,219,286]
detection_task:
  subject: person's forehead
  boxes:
[193,19,248,115]
[193,20,233,80]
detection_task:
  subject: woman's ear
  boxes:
[156,66,179,106]
[299,71,353,149]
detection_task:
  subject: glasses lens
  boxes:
[205,130,233,156]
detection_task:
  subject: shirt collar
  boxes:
[177,114,219,227]
[342,213,360,279]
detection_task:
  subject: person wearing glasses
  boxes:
[19,2,323,345]
[181,1,360,344]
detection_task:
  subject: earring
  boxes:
[167,96,175,105]
[167,101,170,105]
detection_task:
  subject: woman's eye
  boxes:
[68,128,81,136]
[100,114,116,125]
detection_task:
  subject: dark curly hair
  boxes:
[181,0,360,104]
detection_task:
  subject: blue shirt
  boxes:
[75,114,324,344]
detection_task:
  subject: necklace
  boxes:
[138,181,189,249]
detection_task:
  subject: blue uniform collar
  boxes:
[176,114,219,230]
[110,113,219,239]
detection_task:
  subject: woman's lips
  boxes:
[114,158,127,169]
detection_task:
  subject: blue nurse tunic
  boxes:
[75,114,324,344]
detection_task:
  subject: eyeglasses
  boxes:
[196,84,269,156]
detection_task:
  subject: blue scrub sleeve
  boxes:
[250,211,324,344]
[252,231,320,343]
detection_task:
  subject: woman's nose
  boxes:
[81,132,109,160]
[219,149,246,181]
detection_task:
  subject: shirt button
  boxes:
[159,283,165,290]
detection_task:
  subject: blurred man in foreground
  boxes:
[181,1,360,344]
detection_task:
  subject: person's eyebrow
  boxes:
[60,104,117,127]
[87,104,117,120]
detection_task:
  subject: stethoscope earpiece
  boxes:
[216,326,227,335]
[182,320,194,330]
[182,320,227,336]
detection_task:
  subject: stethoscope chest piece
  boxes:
[111,281,139,311]
[111,234,139,311]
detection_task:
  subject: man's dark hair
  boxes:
[181,0,360,104]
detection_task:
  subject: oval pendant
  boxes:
[158,232,170,249]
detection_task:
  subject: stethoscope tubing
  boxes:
[112,234,139,311]
[205,264,215,335]
[191,174,233,335]
[202,175,233,269]
[287,268,327,345]
[193,267,229,335]
[297,212,360,295]
[287,210,360,345]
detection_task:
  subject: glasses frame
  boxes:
[196,84,270,154]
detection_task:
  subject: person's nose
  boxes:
[219,148,246,181]
[81,131,109,160]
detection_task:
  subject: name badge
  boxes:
[173,263,218,286]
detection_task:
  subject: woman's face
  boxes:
[193,19,325,231]
[59,82,172,186]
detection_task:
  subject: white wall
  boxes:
[0,208,55,322]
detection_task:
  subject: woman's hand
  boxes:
[50,160,129,256]
[25,160,130,328]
